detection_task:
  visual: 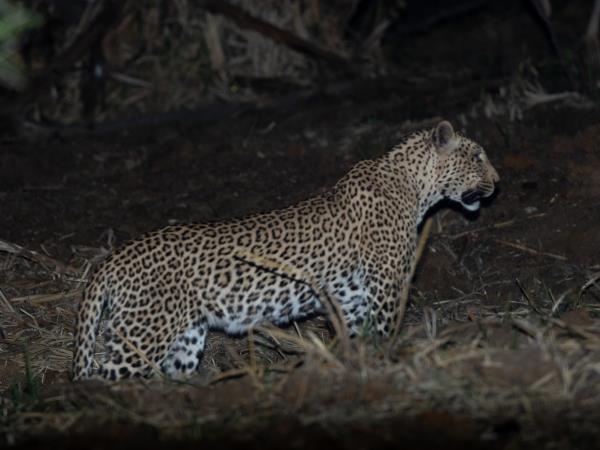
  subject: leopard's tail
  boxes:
[72,279,108,380]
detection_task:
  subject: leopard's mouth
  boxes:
[460,182,496,212]
[460,189,483,211]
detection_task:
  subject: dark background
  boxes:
[1,1,600,449]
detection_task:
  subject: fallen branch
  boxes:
[200,0,357,75]
[495,239,567,261]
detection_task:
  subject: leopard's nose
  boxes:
[489,163,500,183]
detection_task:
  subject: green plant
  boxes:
[9,348,39,409]
[0,1,41,89]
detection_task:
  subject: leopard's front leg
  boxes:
[359,225,417,338]
[361,266,406,337]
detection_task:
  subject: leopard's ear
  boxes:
[432,120,458,153]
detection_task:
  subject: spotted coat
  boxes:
[72,121,499,381]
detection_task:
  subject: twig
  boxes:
[246,327,264,390]
[495,239,567,261]
[435,348,488,368]
[550,318,600,342]
[515,278,544,316]
[209,367,252,384]
[579,272,600,302]
[0,287,14,312]
[255,325,344,370]
[550,289,571,316]
[391,216,433,344]
[0,238,80,276]
[511,318,542,338]
[10,289,83,305]
[447,213,547,240]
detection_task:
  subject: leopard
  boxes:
[72,120,499,381]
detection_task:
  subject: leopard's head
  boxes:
[431,121,499,212]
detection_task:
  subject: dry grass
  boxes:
[1,222,600,446]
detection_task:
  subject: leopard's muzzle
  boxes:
[460,180,496,212]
